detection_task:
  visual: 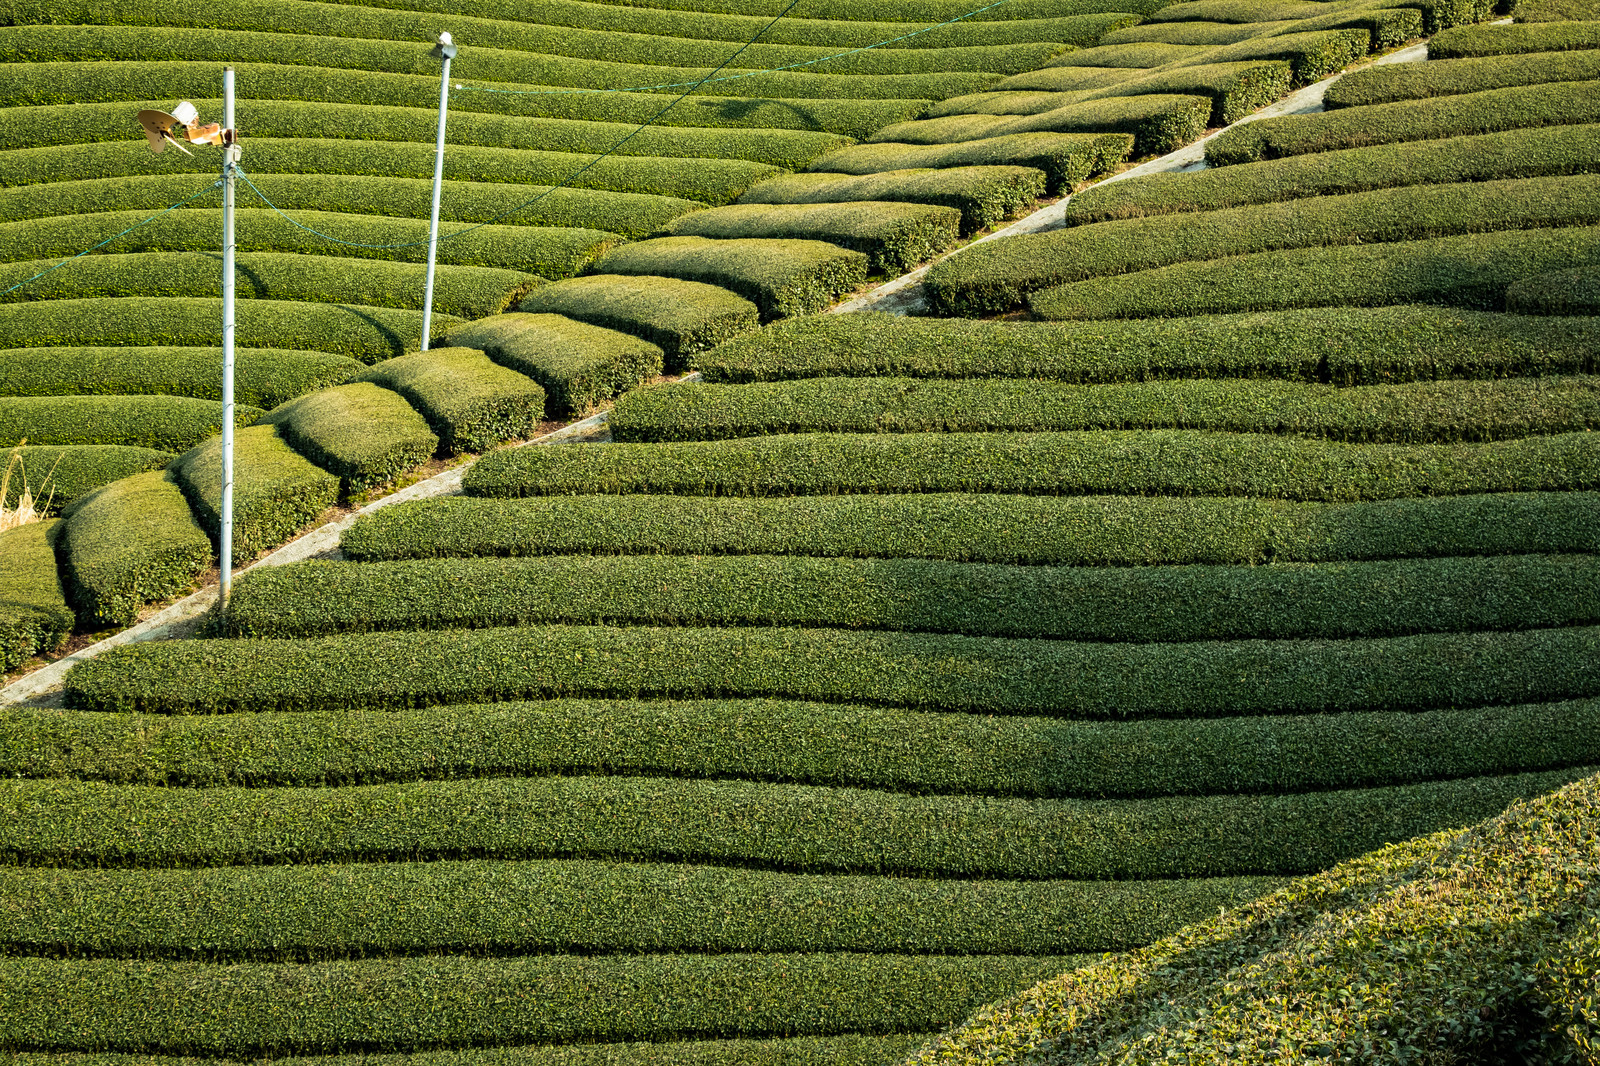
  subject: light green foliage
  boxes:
[355,348,546,455]
[1431,18,1600,57]
[0,347,360,408]
[662,201,962,273]
[1075,60,1293,125]
[1327,49,1600,108]
[589,237,869,320]
[865,94,1213,157]
[0,395,260,452]
[173,425,339,566]
[0,520,72,672]
[0,446,170,516]
[739,166,1047,235]
[259,383,439,496]
[516,277,758,369]
[806,132,1131,193]
[441,313,664,413]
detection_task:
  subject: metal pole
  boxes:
[420,35,456,351]
[219,66,237,610]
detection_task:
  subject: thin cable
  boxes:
[456,0,1014,99]
[1,179,224,297]
[239,0,808,247]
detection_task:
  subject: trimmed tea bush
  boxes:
[355,348,545,455]
[661,202,962,273]
[517,276,759,368]
[866,94,1214,157]
[0,445,169,515]
[441,313,664,413]
[806,132,1132,192]
[925,90,1095,117]
[1192,28,1371,84]
[1430,19,1600,58]
[57,470,210,627]
[738,167,1046,235]
[0,346,361,408]
[1077,60,1294,124]
[1045,41,1211,66]
[173,425,340,565]
[0,520,72,672]
[589,237,869,321]
[337,490,1600,568]
[259,383,438,496]
[1506,266,1600,314]
[692,307,1600,386]
[0,395,260,452]
[1325,50,1600,109]
[461,429,1600,502]
[1026,226,1600,319]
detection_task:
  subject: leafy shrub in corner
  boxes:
[0,395,261,453]
[661,202,961,274]
[516,276,758,370]
[441,313,664,414]
[259,383,438,496]
[355,348,545,455]
[173,425,339,566]
[738,166,1046,236]
[0,520,72,672]
[57,470,211,627]
[0,346,361,409]
[805,132,1132,193]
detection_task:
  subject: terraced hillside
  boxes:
[6,1,1599,1065]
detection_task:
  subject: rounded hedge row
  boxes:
[0,395,260,453]
[0,346,361,409]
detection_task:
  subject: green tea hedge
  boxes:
[1,765,1584,877]
[1205,80,1600,165]
[338,490,1600,568]
[1027,226,1600,319]
[929,173,1600,314]
[0,297,452,363]
[608,374,1600,444]
[0,395,260,453]
[1045,41,1210,67]
[57,471,211,627]
[1325,50,1600,109]
[589,237,869,321]
[908,772,1600,1066]
[222,551,1600,643]
[8,693,1596,799]
[925,90,1093,118]
[1064,124,1600,225]
[661,202,962,273]
[1191,28,1371,84]
[355,348,545,455]
[1,208,615,277]
[1148,0,1326,24]
[1076,60,1294,125]
[0,445,170,515]
[738,166,1046,236]
[173,425,339,566]
[1098,20,1269,45]
[0,520,71,673]
[61,621,1600,718]
[441,313,664,414]
[259,383,438,496]
[867,94,1213,156]
[692,306,1600,386]
[1506,266,1600,314]
[516,276,759,369]
[807,132,1131,192]
[1263,6,1424,51]
[0,860,1272,958]
[0,346,360,408]
[1430,18,1600,57]
[0,949,1069,1053]
[460,429,1600,502]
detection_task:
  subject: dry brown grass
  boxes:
[0,441,59,532]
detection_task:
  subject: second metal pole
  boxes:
[420,34,456,352]
[219,66,237,610]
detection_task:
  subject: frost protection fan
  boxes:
[136,100,226,155]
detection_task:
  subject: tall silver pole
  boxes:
[219,66,237,610]
[420,34,456,352]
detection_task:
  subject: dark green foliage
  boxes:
[355,348,545,455]
[6,693,1597,799]
[1430,18,1600,57]
[259,383,438,496]
[1205,80,1600,165]
[2,763,1586,876]
[516,277,759,369]
[223,551,1600,643]
[908,774,1600,1066]
[1027,226,1600,319]
[173,426,339,566]
[865,94,1213,157]
[0,297,454,363]
[0,395,261,453]
[928,173,1600,314]
[692,306,1600,386]
[662,202,962,274]
[441,313,665,414]
[61,620,1600,720]
[57,471,210,627]
[0,347,361,409]
[0,446,170,515]
[460,429,1600,503]
[0,860,1273,958]
[0,520,72,673]
[738,167,1047,236]
[1325,50,1600,109]
[589,237,869,321]
[0,948,1071,1053]
[1064,124,1600,224]
[1077,60,1294,125]
[806,132,1132,193]
[0,173,695,243]
[1506,266,1600,314]
[609,374,1600,444]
